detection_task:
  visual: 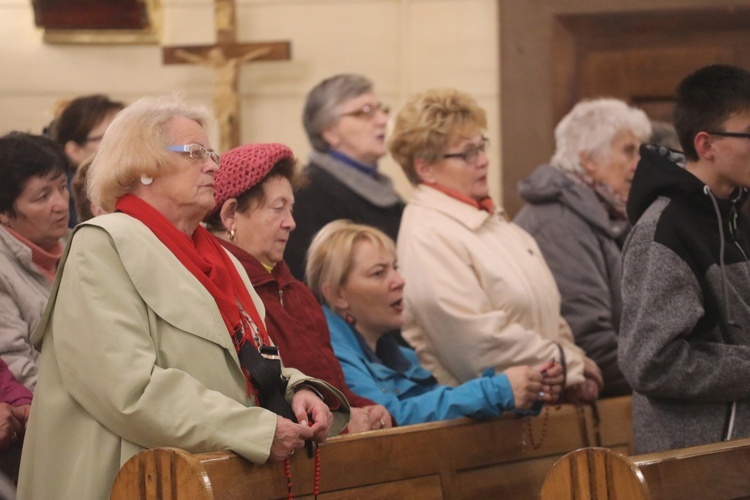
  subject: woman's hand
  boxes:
[364,405,392,430]
[291,388,333,443]
[345,405,392,433]
[268,416,314,462]
[563,379,599,404]
[503,366,543,410]
[583,356,604,392]
[0,403,25,450]
[15,404,31,424]
[536,359,564,404]
[563,357,602,404]
[345,407,374,434]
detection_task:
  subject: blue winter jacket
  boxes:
[325,307,531,425]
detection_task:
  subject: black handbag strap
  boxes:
[234,333,297,422]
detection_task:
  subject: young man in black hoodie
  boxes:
[619,64,750,454]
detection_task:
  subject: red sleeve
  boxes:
[260,282,376,409]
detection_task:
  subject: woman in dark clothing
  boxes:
[284,74,404,281]
[514,98,651,397]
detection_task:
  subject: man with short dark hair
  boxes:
[619,64,750,453]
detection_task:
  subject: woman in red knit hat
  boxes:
[204,142,393,433]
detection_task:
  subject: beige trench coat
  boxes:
[17,213,349,499]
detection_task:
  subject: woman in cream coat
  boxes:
[389,89,603,403]
[18,97,348,499]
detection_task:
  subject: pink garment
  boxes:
[4,227,61,284]
[0,359,32,407]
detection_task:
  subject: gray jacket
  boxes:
[620,145,750,454]
[0,226,48,390]
[515,165,630,397]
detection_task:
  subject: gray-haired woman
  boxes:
[284,73,404,280]
[514,97,652,397]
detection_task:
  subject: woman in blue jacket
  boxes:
[305,220,563,425]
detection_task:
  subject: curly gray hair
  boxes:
[551,98,651,174]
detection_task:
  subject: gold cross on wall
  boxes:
[162,0,291,151]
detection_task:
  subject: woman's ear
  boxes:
[219,198,239,232]
[321,124,341,149]
[322,282,348,311]
[578,151,597,176]
[64,140,88,167]
[90,203,107,217]
[414,158,435,184]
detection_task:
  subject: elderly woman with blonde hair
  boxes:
[306,219,564,426]
[18,96,348,499]
[389,89,603,404]
[515,98,652,397]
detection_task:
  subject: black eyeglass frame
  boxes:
[706,131,750,139]
[442,136,490,164]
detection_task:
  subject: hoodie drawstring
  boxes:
[703,184,737,441]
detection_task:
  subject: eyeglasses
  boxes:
[707,131,750,140]
[442,137,490,164]
[167,144,221,166]
[340,102,390,119]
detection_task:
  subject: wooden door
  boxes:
[500,0,750,216]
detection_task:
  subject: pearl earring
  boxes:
[140,175,153,186]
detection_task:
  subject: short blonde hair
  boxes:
[88,95,211,212]
[388,88,487,185]
[306,220,396,306]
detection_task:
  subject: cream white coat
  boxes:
[397,185,586,387]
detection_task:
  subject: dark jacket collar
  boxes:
[628,144,746,225]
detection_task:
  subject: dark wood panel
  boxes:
[579,47,737,101]
[455,456,559,500]
[32,0,148,30]
[500,0,750,217]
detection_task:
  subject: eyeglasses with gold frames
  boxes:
[167,144,221,166]
[340,102,390,119]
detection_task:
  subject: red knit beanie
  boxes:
[210,143,294,216]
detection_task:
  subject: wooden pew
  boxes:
[540,436,750,500]
[110,396,631,499]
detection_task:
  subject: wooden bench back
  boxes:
[540,436,750,500]
[111,396,632,499]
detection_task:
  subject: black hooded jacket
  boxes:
[619,144,750,453]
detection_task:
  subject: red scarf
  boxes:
[425,182,496,213]
[115,194,270,398]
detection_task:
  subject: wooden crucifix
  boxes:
[162,0,291,151]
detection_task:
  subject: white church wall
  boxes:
[0,0,501,201]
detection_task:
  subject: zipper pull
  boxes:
[729,204,739,240]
